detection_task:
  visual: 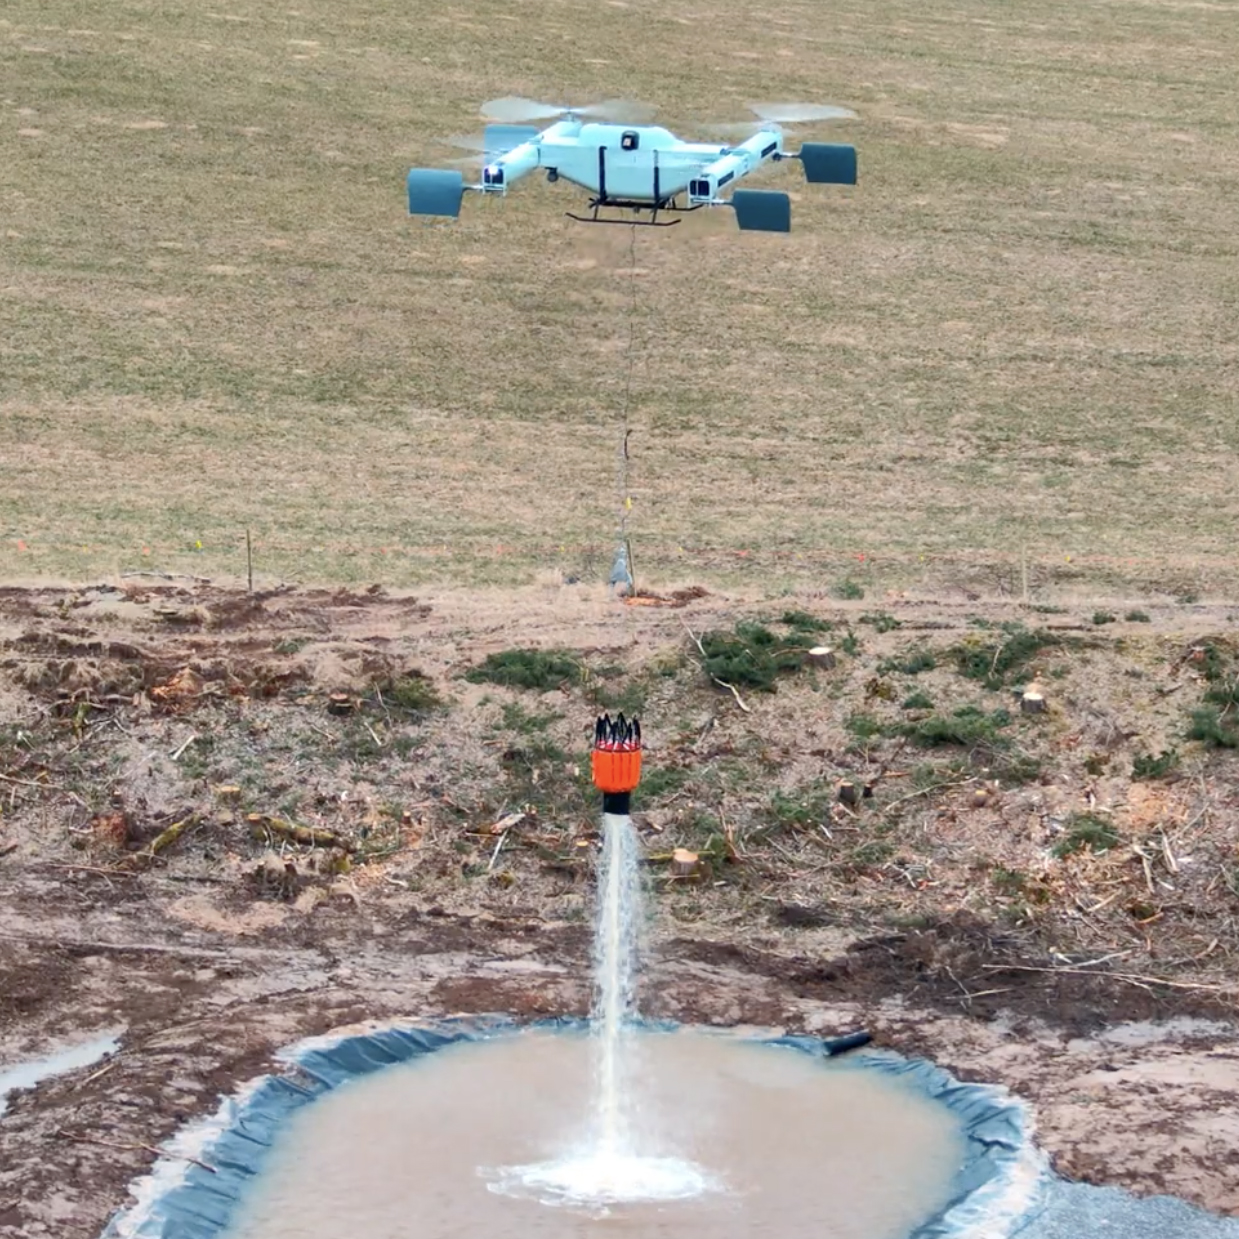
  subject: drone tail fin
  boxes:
[731,189,791,233]
[407,168,466,217]
[798,142,857,185]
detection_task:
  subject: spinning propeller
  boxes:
[748,102,858,124]
[480,96,657,125]
[707,101,858,139]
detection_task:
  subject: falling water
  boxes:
[485,715,713,1207]
[592,810,643,1157]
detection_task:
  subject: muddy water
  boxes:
[226,1029,966,1239]
[0,1031,120,1119]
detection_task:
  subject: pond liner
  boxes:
[100,1016,1045,1239]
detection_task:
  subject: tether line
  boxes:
[612,224,639,595]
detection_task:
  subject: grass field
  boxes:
[3,0,1238,593]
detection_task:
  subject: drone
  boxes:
[406,97,857,232]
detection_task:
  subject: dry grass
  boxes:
[2,0,1239,591]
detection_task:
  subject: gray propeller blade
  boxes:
[574,98,657,124]
[444,133,490,152]
[747,102,858,124]
[480,96,656,124]
[481,96,570,123]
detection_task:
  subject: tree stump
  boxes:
[670,848,701,879]
[837,780,861,807]
[808,646,837,669]
[327,692,355,716]
[1020,685,1047,715]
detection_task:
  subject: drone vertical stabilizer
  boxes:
[407,168,465,217]
[798,142,857,185]
[731,189,791,233]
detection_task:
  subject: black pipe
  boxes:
[821,1031,872,1056]
[602,791,632,816]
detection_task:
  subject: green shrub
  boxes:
[1203,677,1239,709]
[465,649,580,691]
[779,609,832,634]
[878,648,936,676]
[767,784,834,832]
[859,611,901,633]
[905,706,1010,748]
[1187,706,1239,748]
[637,765,689,803]
[846,712,885,743]
[1092,611,1116,626]
[698,623,810,692]
[1052,813,1120,858]
[831,578,865,601]
[951,624,1060,690]
[375,672,443,714]
[1131,749,1180,779]
[1124,610,1151,623]
[902,690,934,711]
[499,702,559,733]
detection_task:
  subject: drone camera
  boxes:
[689,177,712,202]
[482,165,505,187]
[620,131,640,151]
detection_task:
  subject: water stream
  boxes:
[591,809,641,1158]
[488,809,712,1208]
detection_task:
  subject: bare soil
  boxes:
[1,577,1238,1236]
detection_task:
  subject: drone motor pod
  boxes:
[591,713,642,815]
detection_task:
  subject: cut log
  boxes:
[129,814,198,864]
[808,646,837,669]
[248,814,357,853]
[1020,686,1047,715]
[837,780,861,807]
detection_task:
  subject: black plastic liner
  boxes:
[101,1017,1037,1239]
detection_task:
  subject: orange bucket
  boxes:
[591,747,642,794]
[592,713,642,794]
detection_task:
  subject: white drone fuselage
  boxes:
[406,109,856,231]
[478,120,786,206]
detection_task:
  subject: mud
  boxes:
[1,578,1237,1237]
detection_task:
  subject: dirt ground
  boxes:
[2,576,1238,1237]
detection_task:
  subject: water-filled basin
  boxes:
[224,1027,967,1239]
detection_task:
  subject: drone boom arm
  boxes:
[475,133,545,197]
[685,130,783,207]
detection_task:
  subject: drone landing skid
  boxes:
[564,198,703,228]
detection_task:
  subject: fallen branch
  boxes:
[882,778,975,814]
[36,862,137,878]
[55,1129,216,1174]
[169,734,199,761]
[487,831,508,872]
[248,814,357,853]
[979,963,1238,994]
[120,570,212,584]
[0,772,69,793]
